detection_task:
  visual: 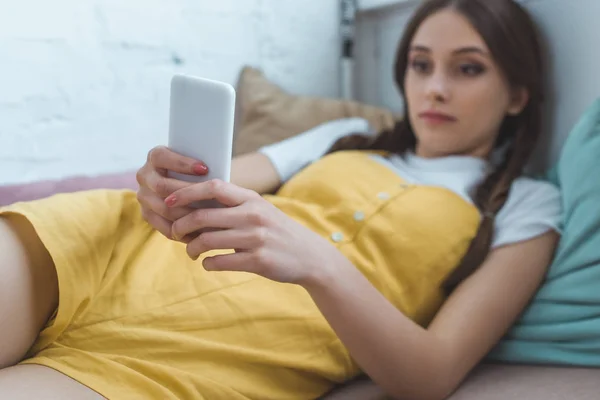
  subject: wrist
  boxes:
[300,250,351,293]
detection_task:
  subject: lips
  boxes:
[418,111,457,123]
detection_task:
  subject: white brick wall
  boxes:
[0,0,340,184]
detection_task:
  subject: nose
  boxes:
[424,71,450,103]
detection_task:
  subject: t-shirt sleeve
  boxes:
[258,118,373,182]
[492,178,563,249]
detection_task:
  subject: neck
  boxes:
[414,143,494,160]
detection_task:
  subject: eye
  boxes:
[410,59,432,74]
[459,63,485,76]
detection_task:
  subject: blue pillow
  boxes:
[487,98,600,366]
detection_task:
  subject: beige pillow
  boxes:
[233,66,397,156]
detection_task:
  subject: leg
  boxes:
[0,215,103,397]
[0,214,57,368]
[0,365,104,399]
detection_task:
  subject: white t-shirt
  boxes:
[259,118,562,249]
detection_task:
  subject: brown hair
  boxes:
[327,0,545,291]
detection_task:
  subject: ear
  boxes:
[506,87,529,116]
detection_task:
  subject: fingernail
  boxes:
[165,195,177,207]
[193,163,208,175]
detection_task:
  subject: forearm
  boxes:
[231,152,281,195]
[303,257,452,400]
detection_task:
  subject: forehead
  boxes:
[410,9,489,52]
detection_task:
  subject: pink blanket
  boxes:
[0,171,138,207]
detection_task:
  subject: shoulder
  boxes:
[493,177,562,248]
[258,117,373,182]
[261,117,372,152]
[504,177,561,210]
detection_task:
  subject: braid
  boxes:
[443,107,541,291]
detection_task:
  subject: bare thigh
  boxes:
[0,215,108,398]
[0,365,104,399]
[0,214,58,368]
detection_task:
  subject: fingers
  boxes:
[203,252,248,271]
[139,207,173,239]
[140,168,192,198]
[171,207,240,241]
[136,145,213,240]
[137,186,194,221]
[166,180,258,208]
[147,146,208,176]
[185,228,267,260]
[202,251,263,274]
[137,146,205,198]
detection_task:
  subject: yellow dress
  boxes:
[0,151,480,399]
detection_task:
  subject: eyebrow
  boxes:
[410,45,490,57]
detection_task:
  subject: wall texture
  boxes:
[0,0,340,184]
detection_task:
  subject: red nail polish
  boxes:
[165,195,177,207]
[193,163,208,175]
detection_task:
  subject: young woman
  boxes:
[0,0,561,399]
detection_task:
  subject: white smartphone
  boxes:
[167,74,236,208]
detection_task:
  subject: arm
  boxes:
[230,152,281,195]
[304,231,559,400]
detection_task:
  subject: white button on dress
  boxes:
[331,232,344,242]
[353,211,365,221]
[377,192,390,200]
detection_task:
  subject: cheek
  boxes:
[457,80,509,132]
[404,73,424,118]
